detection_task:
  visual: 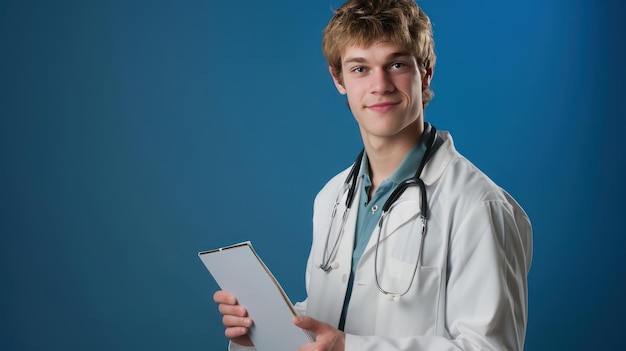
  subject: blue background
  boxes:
[1,0,624,350]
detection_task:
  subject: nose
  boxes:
[370,69,394,94]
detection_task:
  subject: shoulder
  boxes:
[434,131,532,251]
[432,131,519,205]
[432,131,530,227]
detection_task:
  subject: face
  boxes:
[331,41,432,146]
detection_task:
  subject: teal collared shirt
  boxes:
[338,141,428,330]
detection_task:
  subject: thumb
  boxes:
[293,315,324,334]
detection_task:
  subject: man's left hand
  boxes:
[293,315,346,351]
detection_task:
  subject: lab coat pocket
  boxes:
[387,257,418,282]
[376,262,442,337]
[379,258,438,296]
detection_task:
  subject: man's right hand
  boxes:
[213,290,254,347]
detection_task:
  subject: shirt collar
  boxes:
[357,138,428,186]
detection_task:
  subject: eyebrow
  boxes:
[343,52,413,65]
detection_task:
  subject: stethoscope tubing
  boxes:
[319,122,438,298]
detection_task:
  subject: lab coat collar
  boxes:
[421,130,455,186]
[359,131,456,257]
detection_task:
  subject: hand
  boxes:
[293,315,345,351]
[213,290,254,347]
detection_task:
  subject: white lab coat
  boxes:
[230,131,532,351]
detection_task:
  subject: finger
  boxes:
[213,290,237,304]
[224,319,254,347]
[222,314,253,329]
[293,316,324,334]
[224,325,249,339]
[218,303,248,318]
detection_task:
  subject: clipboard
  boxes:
[198,242,313,350]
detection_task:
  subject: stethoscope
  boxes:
[319,122,438,301]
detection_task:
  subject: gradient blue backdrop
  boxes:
[1,0,624,350]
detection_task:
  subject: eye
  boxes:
[351,66,366,73]
[390,62,406,70]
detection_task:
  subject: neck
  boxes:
[362,120,424,191]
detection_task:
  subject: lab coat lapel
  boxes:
[361,186,422,257]
[359,131,454,260]
[380,186,423,240]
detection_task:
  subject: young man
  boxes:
[214,0,532,350]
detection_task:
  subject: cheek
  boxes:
[407,81,424,105]
[344,84,363,105]
[346,94,361,113]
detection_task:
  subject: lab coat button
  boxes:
[342,274,347,283]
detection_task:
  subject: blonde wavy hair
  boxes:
[322,0,436,106]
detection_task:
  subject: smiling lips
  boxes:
[367,101,399,113]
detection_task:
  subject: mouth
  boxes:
[367,101,399,113]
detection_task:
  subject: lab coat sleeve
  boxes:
[343,199,532,351]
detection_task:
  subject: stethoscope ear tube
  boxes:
[381,123,436,215]
[345,149,364,208]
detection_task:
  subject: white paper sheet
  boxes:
[199,242,312,351]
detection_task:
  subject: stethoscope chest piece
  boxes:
[385,294,401,302]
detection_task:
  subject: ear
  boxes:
[423,67,434,89]
[329,65,347,95]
